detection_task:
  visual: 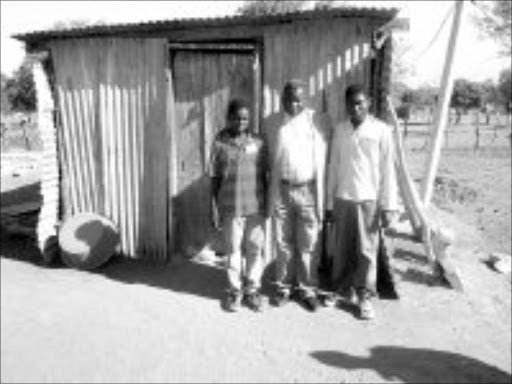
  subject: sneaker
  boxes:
[270,290,290,307]
[223,291,242,312]
[359,297,375,320]
[244,291,264,312]
[301,295,321,312]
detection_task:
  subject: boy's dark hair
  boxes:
[227,98,250,118]
[345,83,367,101]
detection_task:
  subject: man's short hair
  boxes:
[283,79,308,96]
[226,98,250,118]
[345,83,367,100]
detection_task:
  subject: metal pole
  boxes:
[420,0,465,206]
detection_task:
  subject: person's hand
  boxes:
[324,210,334,223]
[381,210,396,229]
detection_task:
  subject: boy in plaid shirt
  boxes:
[210,99,269,312]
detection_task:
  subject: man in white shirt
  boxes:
[326,84,398,320]
[267,80,331,311]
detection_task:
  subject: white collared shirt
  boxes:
[327,115,398,211]
[277,109,316,184]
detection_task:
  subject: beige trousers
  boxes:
[223,214,265,293]
[331,198,380,297]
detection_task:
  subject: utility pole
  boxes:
[421,0,465,207]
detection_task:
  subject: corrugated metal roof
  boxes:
[13,6,398,43]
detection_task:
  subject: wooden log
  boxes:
[387,97,427,239]
[387,97,463,291]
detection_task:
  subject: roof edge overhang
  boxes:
[13,6,399,48]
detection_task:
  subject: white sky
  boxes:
[1,0,509,88]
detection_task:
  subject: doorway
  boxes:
[170,43,261,255]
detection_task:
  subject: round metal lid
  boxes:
[58,212,119,270]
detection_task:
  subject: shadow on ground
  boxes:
[97,255,227,301]
[392,245,452,289]
[0,230,227,302]
[0,231,45,265]
[311,346,512,383]
[0,226,451,304]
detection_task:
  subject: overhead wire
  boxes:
[400,2,456,63]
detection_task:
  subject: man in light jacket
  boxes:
[267,79,332,311]
[326,83,399,320]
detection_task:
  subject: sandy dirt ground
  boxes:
[1,123,511,383]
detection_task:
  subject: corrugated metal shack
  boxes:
[15,6,399,263]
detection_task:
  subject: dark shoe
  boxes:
[339,287,358,306]
[318,292,338,308]
[270,291,290,307]
[223,291,242,312]
[301,295,321,312]
[244,291,264,312]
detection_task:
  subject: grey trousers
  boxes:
[331,198,380,296]
[273,182,320,297]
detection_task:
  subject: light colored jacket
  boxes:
[326,115,398,212]
[267,108,332,221]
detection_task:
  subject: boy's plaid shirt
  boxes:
[209,129,268,217]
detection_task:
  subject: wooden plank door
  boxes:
[171,48,258,255]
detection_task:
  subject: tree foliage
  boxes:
[3,58,36,113]
[412,85,438,108]
[450,79,483,112]
[237,0,309,16]
[49,19,105,31]
[313,0,337,10]
[478,79,499,106]
[1,73,10,114]
[474,0,511,56]
[497,67,512,112]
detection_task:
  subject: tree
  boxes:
[237,0,309,16]
[49,19,105,31]
[497,67,511,113]
[313,0,336,10]
[411,85,438,109]
[4,58,36,112]
[474,0,511,56]
[450,79,482,123]
[477,79,498,124]
[396,94,413,138]
[1,73,10,114]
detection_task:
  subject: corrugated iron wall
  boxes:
[50,38,169,261]
[262,17,377,139]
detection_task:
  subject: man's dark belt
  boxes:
[280,179,315,187]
